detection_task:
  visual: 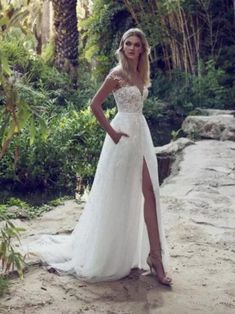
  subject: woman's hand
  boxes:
[112,131,129,144]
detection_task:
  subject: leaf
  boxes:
[0,16,9,27]
[17,104,31,130]
[38,117,49,141]
[0,218,25,277]
[7,9,29,30]
[29,116,36,145]
[1,54,11,76]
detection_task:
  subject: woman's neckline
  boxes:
[113,84,146,97]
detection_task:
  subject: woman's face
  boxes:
[123,35,143,61]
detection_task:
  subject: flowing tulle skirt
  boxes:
[22,112,170,282]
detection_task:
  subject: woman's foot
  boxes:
[146,253,172,287]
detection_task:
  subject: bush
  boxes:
[0,32,106,193]
[0,32,96,111]
[0,105,116,192]
[143,96,185,145]
[151,59,232,112]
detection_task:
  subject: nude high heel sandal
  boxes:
[147,253,173,287]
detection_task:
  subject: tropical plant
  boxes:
[0,103,116,191]
[0,214,25,279]
[0,0,49,160]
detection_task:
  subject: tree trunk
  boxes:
[41,0,52,46]
[51,0,79,86]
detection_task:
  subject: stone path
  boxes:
[0,139,235,314]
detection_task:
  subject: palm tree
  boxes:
[51,0,79,86]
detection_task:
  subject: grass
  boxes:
[0,196,71,221]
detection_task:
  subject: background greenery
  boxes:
[0,0,234,201]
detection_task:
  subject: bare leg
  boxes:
[142,158,172,286]
[142,158,161,255]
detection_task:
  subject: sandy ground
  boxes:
[0,139,235,314]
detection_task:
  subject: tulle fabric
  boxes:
[22,84,170,282]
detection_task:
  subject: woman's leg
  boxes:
[142,158,161,257]
[142,157,172,285]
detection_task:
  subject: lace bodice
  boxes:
[113,85,148,113]
[107,72,148,113]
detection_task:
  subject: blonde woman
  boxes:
[27,28,172,286]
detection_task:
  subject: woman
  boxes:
[26,28,172,286]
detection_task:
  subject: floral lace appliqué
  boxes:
[107,72,148,113]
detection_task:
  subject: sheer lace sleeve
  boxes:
[106,71,128,92]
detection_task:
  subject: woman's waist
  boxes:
[111,112,146,130]
[117,111,143,116]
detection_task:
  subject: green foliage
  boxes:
[0,75,49,157]
[0,31,97,109]
[0,196,68,219]
[0,27,107,193]
[6,197,29,209]
[171,128,183,141]
[0,204,7,217]
[143,97,164,120]
[143,97,173,145]
[191,60,228,108]
[0,22,93,165]
[0,4,48,160]
[0,213,25,279]
[0,104,116,191]
[0,198,29,219]
[79,0,133,79]
[41,40,55,65]
[1,29,35,72]
[0,31,98,180]
[151,59,231,112]
[47,198,64,207]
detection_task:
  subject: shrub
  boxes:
[0,105,116,192]
[151,59,231,112]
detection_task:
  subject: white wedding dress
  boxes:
[23,73,170,282]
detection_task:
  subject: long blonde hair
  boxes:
[115,28,151,87]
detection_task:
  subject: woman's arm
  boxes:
[90,74,129,144]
